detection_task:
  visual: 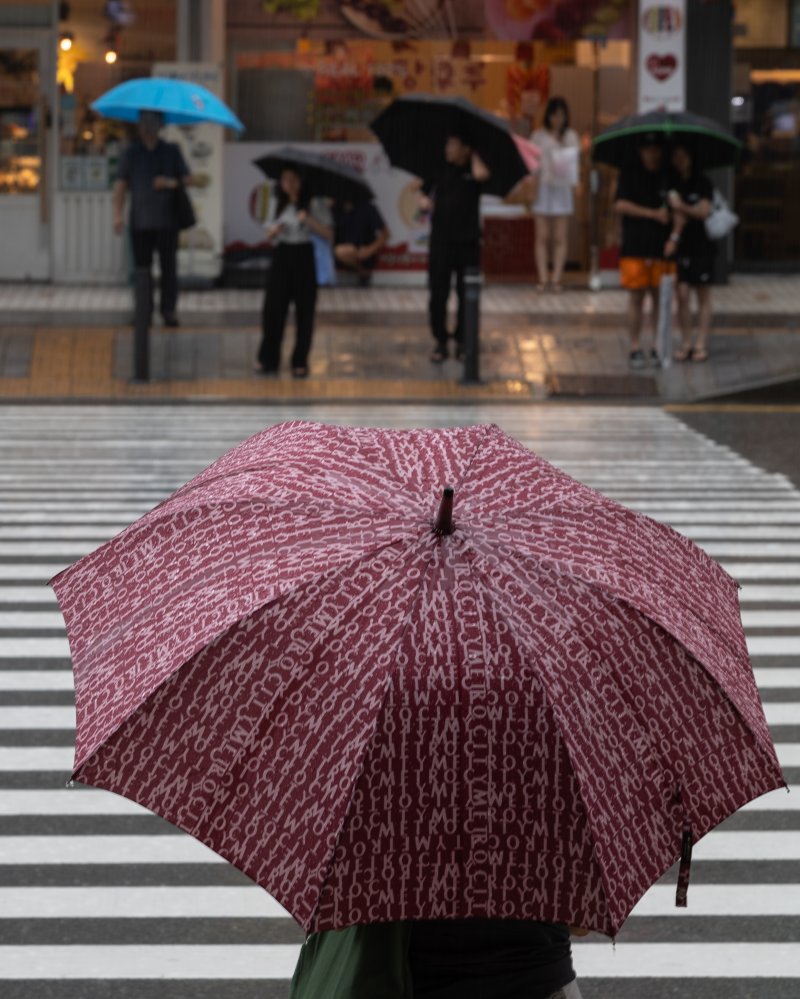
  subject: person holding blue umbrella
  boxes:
[111,110,197,327]
[96,78,243,342]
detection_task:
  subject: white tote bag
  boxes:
[549,145,579,187]
[704,189,739,240]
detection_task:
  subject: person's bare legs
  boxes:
[551,215,569,290]
[675,281,693,359]
[694,285,712,359]
[534,215,551,290]
[628,288,646,353]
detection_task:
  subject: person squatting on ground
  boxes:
[668,144,714,363]
[113,110,199,328]
[614,134,677,370]
[256,167,333,379]
[531,97,580,293]
[288,918,588,999]
[333,199,390,286]
[419,133,490,364]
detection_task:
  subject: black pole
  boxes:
[132,267,152,382]
[434,486,454,536]
[460,265,482,385]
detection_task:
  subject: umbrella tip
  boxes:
[434,486,455,536]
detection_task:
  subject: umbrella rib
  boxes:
[307,535,443,931]
[457,547,615,933]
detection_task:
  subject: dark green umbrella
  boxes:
[593,110,742,171]
[371,94,530,198]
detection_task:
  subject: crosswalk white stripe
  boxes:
[572,943,800,978]
[0,886,291,919]
[3,883,800,921]
[4,701,800,733]
[0,943,799,979]
[629,884,800,917]
[2,666,799,694]
[2,636,798,663]
[0,944,301,979]
[0,784,796,814]
[3,831,799,864]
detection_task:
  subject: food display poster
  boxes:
[224,141,432,273]
[154,62,225,280]
[637,1,686,113]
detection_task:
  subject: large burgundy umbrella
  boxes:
[51,422,784,937]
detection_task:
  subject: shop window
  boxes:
[0,49,41,195]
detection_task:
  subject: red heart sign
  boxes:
[646,53,678,82]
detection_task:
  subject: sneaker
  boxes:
[628,349,646,370]
[650,349,661,368]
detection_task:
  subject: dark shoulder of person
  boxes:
[616,166,663,206]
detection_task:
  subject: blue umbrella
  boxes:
[92,77,244,132]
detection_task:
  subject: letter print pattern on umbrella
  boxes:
[52,422,784,937]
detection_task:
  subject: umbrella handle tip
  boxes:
[434,486,455,536]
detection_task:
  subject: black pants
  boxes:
[428,238,481,350]
[130,228,179,320]
[259,243,318,371]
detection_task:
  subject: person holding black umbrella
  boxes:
[256,167,333,379]
[419,132,490,363]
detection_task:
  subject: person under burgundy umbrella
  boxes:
[50,423,785,997]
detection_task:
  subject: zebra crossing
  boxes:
[0,403,798,999]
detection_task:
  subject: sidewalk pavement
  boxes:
[0,276,797,403]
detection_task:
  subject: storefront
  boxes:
[0,2,56,280]
[0,0,179,283]
[732,0,800,268]
[222,0,636,284]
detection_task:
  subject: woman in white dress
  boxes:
[531,97,580,292]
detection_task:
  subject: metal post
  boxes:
[460,265,482,385]
[132,267,152,382]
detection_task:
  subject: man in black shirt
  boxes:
[614,134,677,369]
[420,133,490,362]
[333,199,390,286]
[113,111,193,327]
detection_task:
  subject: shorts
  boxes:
[619,257,676,290]
[534,181,574,216]
[677,255,714,287]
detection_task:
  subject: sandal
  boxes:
[673,346,693,362]
[429,348,447,363]
[292,366,309,379]
[692,347,709,363]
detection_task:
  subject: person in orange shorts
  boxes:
[614,135,677,369]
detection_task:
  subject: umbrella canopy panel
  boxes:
[371,94,530,198]
[592,110,741,171]
[53,423,784,937]
[254,147,374,204]
[92,77,245,132]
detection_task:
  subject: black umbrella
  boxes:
[592,110,742,171]
[370,94,529,198]
[253,147,374,203]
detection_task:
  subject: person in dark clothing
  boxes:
[288,918,586,998]
[113,110,194,327]
[256,167,333,379]
[420,133,490,363]
[334,199,389,286]
[668,144,714,363]
[614,134,677,369]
